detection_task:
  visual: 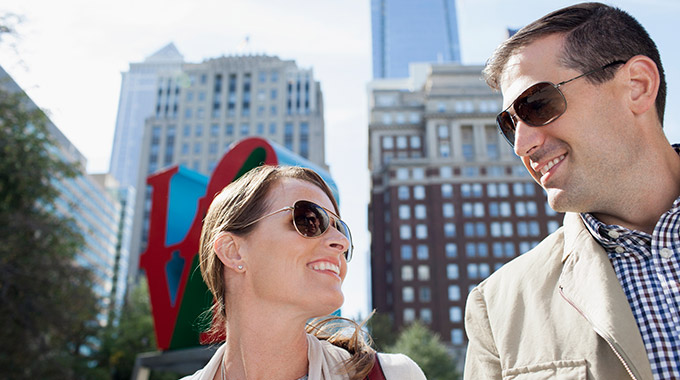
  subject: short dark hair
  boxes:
[484,2,666,124]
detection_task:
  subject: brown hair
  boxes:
[484,2,666,124]
[199,165,375,379]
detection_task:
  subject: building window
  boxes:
[441,184,453,198]
[440,166,452,178]
[449,307,462,323]
[444,223,456,237]
[401,266,414,281]
[404,308,416,323]
[448,285,460,301]
[419,286,431,302]
[241,123,249,135]
[443,203,454,218]
[403,287,414,302]
[416,245,429,260]
[480,263,490,279]
[396,168,408,180]
[548,221,560,233]
[415,224,428,239]
[447,264,459,279]
[451,329,464,345]
[399,225,412,240]
[414,185,425,200]
[414,204,426,219]
[466,243,476,258]
[503,222,514,237]
[500,202,512,216]
[463,203,473,217]
[410,135,421,148]
[498,183,510,197]
[396,135,408,148]
[420,308,432,324]
[491,222,501,237]
[401,245,413,260]
[398,186,409,200]
[382,136,394,149]
[437,124,449,138]
[412,167,425,180]
[468,263,479,279]
[445,243,457,258]
[399,205,410,219]
[504,242,515,257]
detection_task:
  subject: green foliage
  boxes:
[366,311,397,351]
[387,321,461,380]
[96,279,180,380]
[0,82,104,378]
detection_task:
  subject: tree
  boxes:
[366,311,397,351]
[387,321,461,380]
[96,279,179,380]
[0,73,104,378]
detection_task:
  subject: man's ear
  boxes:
[214,232,246,273]
[624,55,660,117]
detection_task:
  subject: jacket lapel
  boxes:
[558,213,653,380]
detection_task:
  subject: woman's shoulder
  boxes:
[377,352,427,380]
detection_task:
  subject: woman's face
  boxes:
[237,178,350,317]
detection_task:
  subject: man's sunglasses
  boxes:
[243,200,354,262]
[496,60,626,146]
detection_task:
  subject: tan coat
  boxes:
[182,333,426,380]
[464,213,654,380]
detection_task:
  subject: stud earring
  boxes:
[237,265,244,270]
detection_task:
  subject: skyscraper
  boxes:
[109,43,184,189]
[1,65,133,326]
[367,63,563,357]
[371,0,461,79]
[128,54,327,281]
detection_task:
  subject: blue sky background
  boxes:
[1,0,677,318]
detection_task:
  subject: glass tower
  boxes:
[371,0,461,78]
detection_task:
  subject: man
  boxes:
[464,3,679,379]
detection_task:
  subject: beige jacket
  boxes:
[182,333,426,380]
[464,213,654,380]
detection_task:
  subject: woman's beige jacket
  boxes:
[182,333,426,380]
[464,213,654,380]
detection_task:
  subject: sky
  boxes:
[1,0,678,320]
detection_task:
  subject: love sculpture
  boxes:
[139,137,338,350]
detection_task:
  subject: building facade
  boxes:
[1,66,133,326]
[109,43,184,189]
[371,0,461,78]
[367,64,563,353]
[128,55,327,280]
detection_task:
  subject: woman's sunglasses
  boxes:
[243,200,354,262]
[496,60,626,146]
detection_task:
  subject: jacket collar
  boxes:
[559,212,653,380]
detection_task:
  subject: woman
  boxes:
[183,166,425,380]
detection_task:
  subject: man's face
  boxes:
[499,34,637,214]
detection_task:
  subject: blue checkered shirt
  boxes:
[581,145,680,380]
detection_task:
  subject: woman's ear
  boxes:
[624,55,660,117]
[214,232,246,273]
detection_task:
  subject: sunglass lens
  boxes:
[515,82,566,126]
[293,201,329,237]
[496,111,516,146]
[334,220,353,262]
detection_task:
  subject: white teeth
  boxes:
[310,262,340,275]
[540,155,565,176]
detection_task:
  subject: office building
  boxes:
[367,63,563,354]
[1,66,133,326]
[109,43,184,189]
[371,0,461,78]
[128,54,327,280]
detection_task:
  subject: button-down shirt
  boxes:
[581,145,680,380]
